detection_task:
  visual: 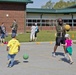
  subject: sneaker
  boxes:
[8,65,13,68]
[7,59,11,67]
[70,61,73,65]
[52,52,56,57]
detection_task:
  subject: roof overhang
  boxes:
[0,0,33,4]
[26,8,76,14]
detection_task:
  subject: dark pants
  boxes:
[55,37,66,46]
[12,30,17,34]
[1,33,5,38]
[35,32,37,37]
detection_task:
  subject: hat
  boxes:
[65,34,70,38]
[11,33,16,38]
[35,23,37,25]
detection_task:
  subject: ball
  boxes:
[23,53,29,60]
[64,25,71,31]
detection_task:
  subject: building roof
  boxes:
[26,8,55,14]
[0,0,33,3]
[26,8,76,14]
[56,8,76,14]
[26,4,76,14]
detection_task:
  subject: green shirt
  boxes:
[11,22,18,30]
[56,24,66,37]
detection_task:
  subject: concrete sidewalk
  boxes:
[0,42,76,75]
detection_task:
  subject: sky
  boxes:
[27,0,69,8]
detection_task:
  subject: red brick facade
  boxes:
[0,3,26,33]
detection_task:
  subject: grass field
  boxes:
[5,30,76,42]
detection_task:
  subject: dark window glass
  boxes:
[28,20,32,22]
[28,23,32,26]
[42,20,45,22]
[33,20,36,22]
[37,20,40,22]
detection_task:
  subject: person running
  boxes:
[52,18,66,57]
[6,33,20,68]
[65,34,73,64]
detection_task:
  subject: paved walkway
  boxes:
[0,42,76,75]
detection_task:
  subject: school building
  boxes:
[0,0,76,33]
[0,0,33,33]
[26,5,76,31]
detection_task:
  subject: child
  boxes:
[6,33,20,67]
[65,34,73,64]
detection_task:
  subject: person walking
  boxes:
[52,18,66,57]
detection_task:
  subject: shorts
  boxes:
[55,37,65,46]
[1,33,5,38]
[12,30,17,34]
[66,46,72,55]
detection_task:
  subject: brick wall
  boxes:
[0,3,26,33]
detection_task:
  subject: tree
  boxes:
[41,0,76,9]
[41,0,54,9]
[53,0,67,9]
[66,0,76,7]
[53,0,76,9]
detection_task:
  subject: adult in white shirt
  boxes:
[30,24,36,42]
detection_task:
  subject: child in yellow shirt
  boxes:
[7,33,20,68]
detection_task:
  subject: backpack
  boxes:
[36,28,39,33]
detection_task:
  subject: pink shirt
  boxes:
[65,39,72,47]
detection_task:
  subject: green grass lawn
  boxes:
[5,30,76,42]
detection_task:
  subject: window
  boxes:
[46,20,50,26]
[33,20,36,22]
[37,20,40,22]
[28,20,32,22]
[28,23,32,26]
[26,19,57,26]
[74,20,76,26]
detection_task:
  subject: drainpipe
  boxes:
[71,14,74,30]
[40,14,43,30]
[24,4,27,33]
